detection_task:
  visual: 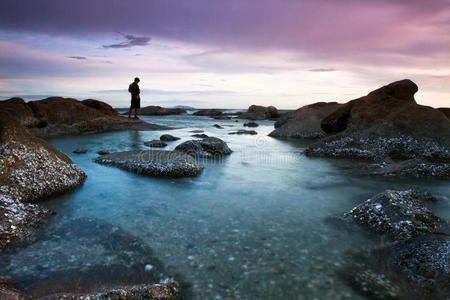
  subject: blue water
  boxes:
[1,114,449,299]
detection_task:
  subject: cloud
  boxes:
[93,88,236,96]
[309,68,336,72]
[103,34,151,49]
[68,56,87,60]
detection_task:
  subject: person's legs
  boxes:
[134,108,139,119]
[128,107,132,119]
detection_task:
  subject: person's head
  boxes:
[134,77,140,83]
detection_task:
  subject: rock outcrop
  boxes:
[192,109,223,116]
[94,150,204,177]
[269,102,342,138]
[238,105,279,120]
[0,113,86,248]
[140,105,186,115]
[0,97,172,138]
[175,137,232,159]
[144,140,168,148]
[81,99,119,116]
[304,80,449,177]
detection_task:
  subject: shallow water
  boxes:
[1,114,449,299]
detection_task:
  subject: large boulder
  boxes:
[0,97,41,127]
[0,113,86,248]
[269,102,342,138]
[238,105,279,120]
[166,108,187,115]
[139,105,169,115]
[0,97,172,138]
[305,80,449,176]
[193,109,223,116]
[94,150,204,177]
[81,99,118,116]
[175,137,232,159]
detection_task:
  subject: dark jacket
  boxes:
[128,82,140,100]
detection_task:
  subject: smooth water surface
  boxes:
[1,114,449,299]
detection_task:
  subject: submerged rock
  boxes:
[238,105,279,120]
[73,148,88,154]
[144,140,168,148]
[97,150,110,155]
[228,130,257,135]
[160,134,180,141]
[244,122,259,128]
[343,188,445,241]
[94,150,203,177]
[0,97,172,138]
[269,102,342,138]
[175,137,232,159]
[303,80,449,177]
[0,113,86,248]
[213,124,223,129]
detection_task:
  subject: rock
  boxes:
[244,122,259,128]
[269,102,342,138]
[212,115,231,120]
[213,124,223,129]
[437,107,450,118]
[175,137,232,158]
[0,113,86,248]
[140,106,187,115]
[144,140,168,148]
[305,80,449,176]
[49,281,180,299]
[343,188,445,241]
[343,234,449,300]
[73,148,88,154]
[189,130,204,133]
[0,97,41,127]
[228,130,257,135]
[94,150,203,177]
[368,159,449,177]
[81,99,118,116]
[160,134,180,141]
[238,105,279,120]
[97,150,110,155]
[166,108,187,115]
[193,109,223,116]
[0,97,172,138]
[0,278,25,299]
[192,134,209,138]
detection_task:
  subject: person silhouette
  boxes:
[128,77,141,119]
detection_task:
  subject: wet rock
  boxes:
[238,105,279,120]
[97,150,110,155]
[0,278,25,299]
[94,150,203,177]
[48,281,180,300]
[228,130,257,135]
[243,122,259,128]
[189,130,204,133]
[73,148,88,154]
[144,140,168,148]
[212,115,231,120]
[368,159,449,177]
[192,134,209,138]
[213,124,223,129]
[81,99,118,116]
[343,188,446,241]
[0,113,86,248]
[160,134,180,141]
[269,102,341,138]
[166,108,187,115]
[0,97,172,138]
[342,234,449,300]
[175,137,232,159]
[193,109,222,116]
[305,80,449,177]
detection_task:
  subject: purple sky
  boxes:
[0,0,449,108]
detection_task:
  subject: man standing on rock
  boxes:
[128,77,141,119]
